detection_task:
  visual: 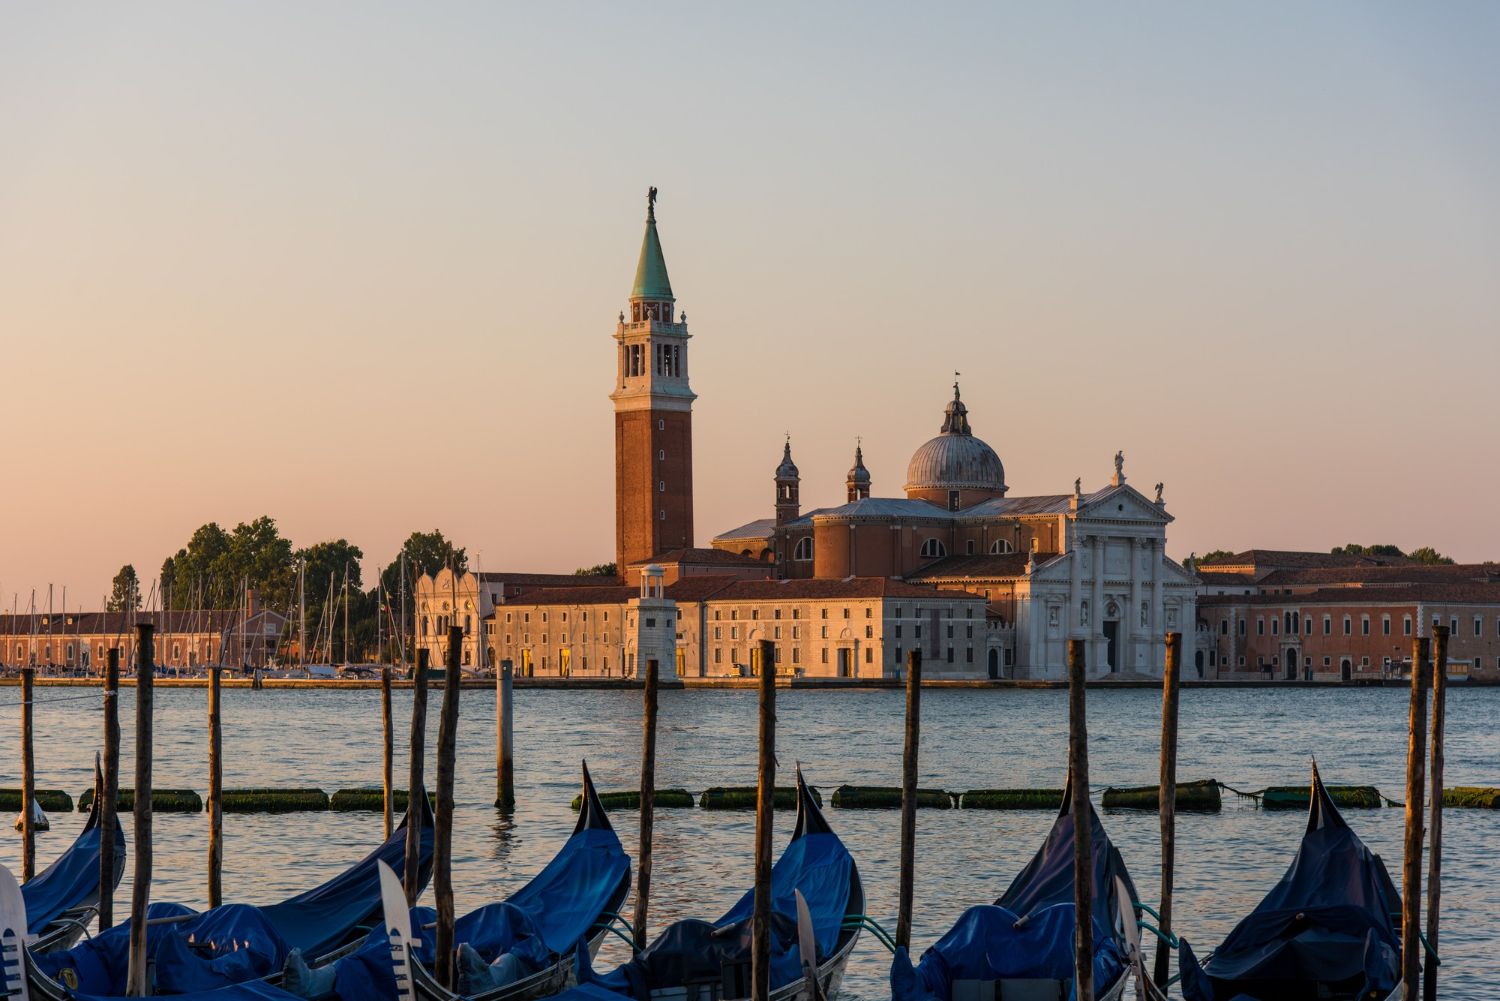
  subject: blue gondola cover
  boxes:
[34,794,434,998]
[890,780,1134,1001]
[1178,767,1402,1001]
[22,790,126,935]
[329,821,630,1001]
[567,771,856,1001]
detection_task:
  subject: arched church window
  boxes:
[990,539,1015,554]
[793,538,813,562]
[659,450,666,460]
[919,539,947,559]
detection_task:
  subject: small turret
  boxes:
[846,443,871,502]
[775,437,800,526]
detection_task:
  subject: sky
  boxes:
[3,3,1499,604]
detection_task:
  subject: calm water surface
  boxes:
[1,686,1496,999]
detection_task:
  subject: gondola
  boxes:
[23,761,127,954]
[1176,763,1403,1001]
[518,767,862,1001]
[284,763,632,1001]
[21,787,435,999]
[891,777,1140,1001]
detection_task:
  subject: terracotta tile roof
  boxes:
[1198,583,1500,607]
[713,577,986,602]
[908,553,1040,580]
[0,610,286,636]
[1198,549,1412,571]
[628,548,766,568]
[1256,564,1500,588]
[477,572,621,587]
[1195,571,1258,585]
[488,576,742,609]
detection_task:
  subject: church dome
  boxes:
[904,384,1006,495]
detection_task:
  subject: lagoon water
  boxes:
[2,684,1497,999]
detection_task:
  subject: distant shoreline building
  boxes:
[0,608,288,673]
[417,192,1195,681]
[1193,551,1500,682]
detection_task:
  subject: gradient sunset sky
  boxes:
[4,3,1499,603]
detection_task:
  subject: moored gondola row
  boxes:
[0,630,1454,1001]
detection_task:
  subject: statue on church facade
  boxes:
[1114,450,1125,478]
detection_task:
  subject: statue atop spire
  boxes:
[631,186,674,304]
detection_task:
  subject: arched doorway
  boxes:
[987,648,1000,680]
[1341,658,1352,682]
[1284,649,1298,681]
[1194,650,1204,678]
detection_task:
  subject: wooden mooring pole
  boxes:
[381,665,394,839]
[495,659,514,810]
[20,666,35,881]
[896,648,922,952]
[404,646,429,906]
[126,623,155,997]
[632,657,660,950]
[1067,638,1094,1001]
[99,648,120,929]
[433,628,461,989]
[1424,626,1448,1001]
[207,666,223,908]
[1401,636,1430,1001]
[751,639,776,1001]
[1153,632,1182,987]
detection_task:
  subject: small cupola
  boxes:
[846,442,871,502]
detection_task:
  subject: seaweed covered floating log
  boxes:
[1443,787,1500,808]
[0,788,74,813]
[221,788,330,813]
[330,787,434,811]
[958,788,1063,810]
[699,786,821,810]
[1261,785,1383,809]
[1102,778,1222,813]
[570,789,694,811]
[832,785,953,809]
[78,787,202,813]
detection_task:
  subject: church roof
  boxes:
[907,553,1039,580]
[628,548,767,569]
[632,202,674,300]
[713,517,780,542]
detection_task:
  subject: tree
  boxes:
[107,565,141,612]
[1406,546,1455,566]
[574,563,617,577]
[294,539,368,660]
[1331,543,1406,559]
[377,530,469,652]
[161,518,295,609]
[1184,549,1235,568]
[378,530,468,597]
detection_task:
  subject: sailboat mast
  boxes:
[298,563,306,669]
[342,567,349,666]
[399,552,407,673]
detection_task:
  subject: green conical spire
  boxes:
[631,191,674,301]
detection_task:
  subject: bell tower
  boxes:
[612,188,696,574]
[775,437,800,526]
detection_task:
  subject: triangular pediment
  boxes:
[1077,483,1173,524]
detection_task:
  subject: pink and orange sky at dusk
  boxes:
[3,3,1500,603]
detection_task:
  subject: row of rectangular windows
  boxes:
[1226,614,1500,639]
